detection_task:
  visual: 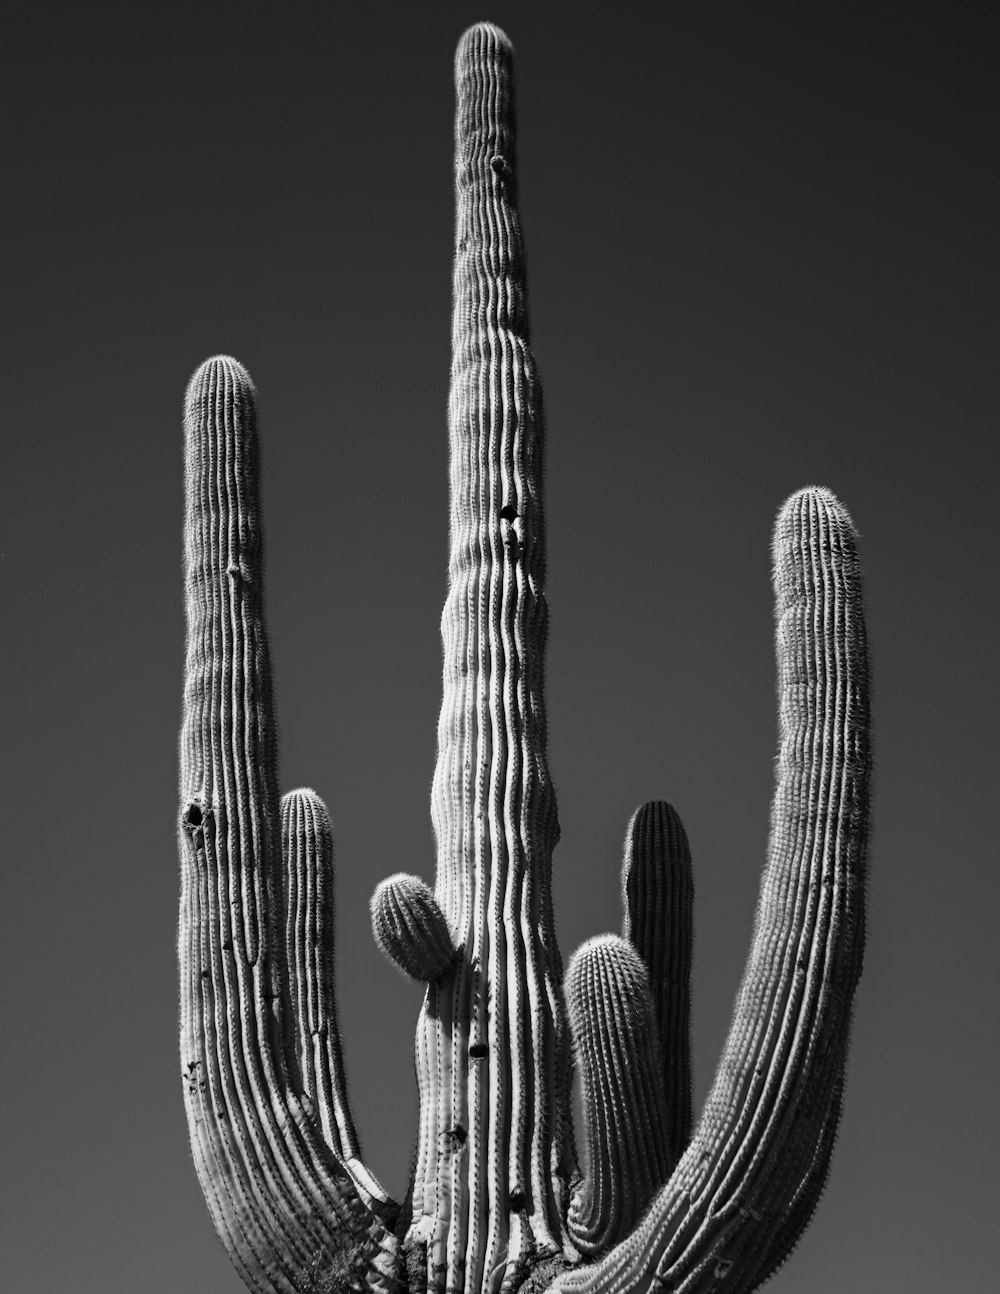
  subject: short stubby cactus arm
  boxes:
[371,873,457,982]
[546,487,871,1294]
[621,801,695,1170]
[400,22,574,1294]
[179,356,399,1293]
[564,937,671,1258]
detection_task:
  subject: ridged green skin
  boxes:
[177,21,871,1294]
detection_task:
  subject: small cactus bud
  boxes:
[370,874,454,981]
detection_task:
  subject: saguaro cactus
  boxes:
[178,21,871,1294]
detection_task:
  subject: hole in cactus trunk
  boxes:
[469,1043,488,1059]
[509,1190,526,1211]
[499,504,518,522]
[184,803,203,828]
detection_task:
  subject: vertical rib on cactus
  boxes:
[403,21,572,1293]
[548,486,870,1294]
[179,356,398,1293]
[565,936,671,1258]
[621,801,694,1170]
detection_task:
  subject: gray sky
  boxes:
[4,2,997,1291]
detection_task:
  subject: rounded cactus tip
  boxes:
[370,873,455,982]
[772,485,860,563]
[184,353,255,408]
[626,798,683,838]
[279,786,332,830]
[456,20,513,58]
[567,931,645,969]
[777,484,856,528]
[565,933,653,1006]
[280,786,325,812]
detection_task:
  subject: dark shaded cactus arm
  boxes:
[179,356,399,1293]
[370,872,456,981]
[563,805,693,1265]
[564,936,671,1258]
[621,801,695,1169]
[547,487,870,1294]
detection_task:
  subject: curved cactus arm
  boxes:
[370,872,457,981]
[565,936,671,1259]
[179,356,400,1293]
[621,801,694,1169]
[280,788,395,1213]
[546,486,870,1294]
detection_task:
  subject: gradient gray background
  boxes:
[4,2,996,1290]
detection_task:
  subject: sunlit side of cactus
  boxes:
[177,21,870,1294]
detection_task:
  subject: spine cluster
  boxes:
[370,873,455,982]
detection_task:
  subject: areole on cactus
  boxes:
[178,20,871,1294]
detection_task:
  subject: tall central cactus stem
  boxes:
[408,23,572,1293]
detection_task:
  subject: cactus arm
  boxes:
[392,22,574,1292]
[565,936,671,1258]
[280,788,358,1160]
[621,801,695,1169]
[370,872,457,981]
[546,487,870,1294]
[559,800,694,1260]
[280,788,395,1214]
[180,356,399,1292]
